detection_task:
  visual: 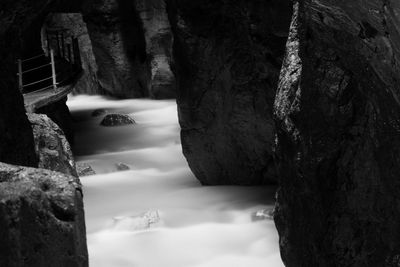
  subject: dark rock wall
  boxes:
[0,0,55,167]
[82,0,151,98]
[136,0,176,99]
[44,13,106,95]
[28,113,78,177]
[37,97,75,145]
[274,1,400,266]
[0,162,88,267]
[168,0,292,185]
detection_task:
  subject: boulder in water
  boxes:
[116,162,130,171]
[77,163,96,177]
[112,210,162,231]
[251,209,274,221]
[100,114,135,127]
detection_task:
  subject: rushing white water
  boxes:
[67,95,283,267]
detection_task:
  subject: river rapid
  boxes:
[67,95,283,267]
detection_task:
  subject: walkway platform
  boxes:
[24,72,81,113]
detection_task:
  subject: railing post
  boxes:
[50,49,57,92]
[17,59,23,92]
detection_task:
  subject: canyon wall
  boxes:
[274,1,400,266]
[135,0,176,99]
[168,0,292,185]
[82,0,151,98]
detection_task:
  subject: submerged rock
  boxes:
[112,210,162,231]
[0,162,88,267]
[100,114,136,127]
[91,108,108,117]
[115,162,130,171]
[28,113,78,177]
[251,209,274,221]
[76,163,96,177]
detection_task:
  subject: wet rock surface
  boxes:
[28,113,78,177]
[0,162,88,267]
[274,1,400,266]
[168,0,292,185]
[136,0,176,99]
[76,162,96,177]
[82,0,151,98]
[112,210,162,231]
[115,162,130,171]
[100,114,136,127]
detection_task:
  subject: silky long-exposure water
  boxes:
[67,95,283,267]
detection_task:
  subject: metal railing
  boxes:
[17,49,57,93]
[16,29,81,94]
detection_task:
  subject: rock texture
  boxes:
[76,163,96,177]
[100,113,136,126]
[0,162,88,267]
[28,113,78,177]
[82,0,151,98]
[36,97,75,145]
[274,1,400,266]
[168,0,292,185]
[136,0,176,99]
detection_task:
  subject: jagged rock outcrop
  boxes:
[274,1,400,266]
[82,0,151,98]
[135,0,176,99]
[0,162,88,267]
[168,0,292,185]
[43,13,105,95]
[28,113,78,177]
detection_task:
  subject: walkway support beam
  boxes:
[50,49,57,92]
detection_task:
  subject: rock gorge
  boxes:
[0,0,400,266]
[274,1,400,266]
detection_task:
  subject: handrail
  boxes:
[21,53,45,62]
[16,29,82,95]
[22,63,51,74]
[23,76,53,87]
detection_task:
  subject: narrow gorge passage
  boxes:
[67,95,283,267]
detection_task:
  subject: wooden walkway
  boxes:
[24,73,80,113]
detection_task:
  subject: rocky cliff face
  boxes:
[82,0,151,98]
[136,0,176,99]
[0,162,88,267]
[168,0,292,185]
[28,113,78,177]
[274,1,400,266]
